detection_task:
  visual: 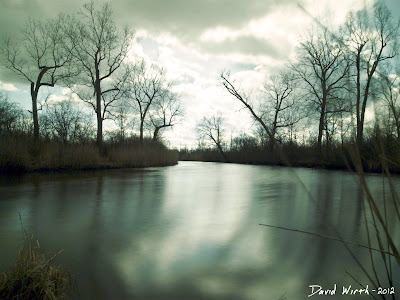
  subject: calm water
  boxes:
[0,161,399,300]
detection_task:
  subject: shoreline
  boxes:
[0,161,178,175]
[179,159,399,175]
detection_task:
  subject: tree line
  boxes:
[0,1,183,148]
[195,1,400,168]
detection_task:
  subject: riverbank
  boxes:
[0,135,179,173]
[179,140,400,174]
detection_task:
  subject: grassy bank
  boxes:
[0,134,179,173]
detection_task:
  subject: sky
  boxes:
[0,0,399,149]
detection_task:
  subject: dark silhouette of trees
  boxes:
[221,70,304,150]
[64,1,134,147]
[262,70,303,147]
[2,16,74,141]
[220,71,276,148]
[124,60,168,145]
[378,72,400,141]
[196,114,228,162]
[110,105,132,142]
[342,1,399,145]
[150,90,183,141]
[41,100,94,144]
[0,92,24,135]
[292,26,350,153]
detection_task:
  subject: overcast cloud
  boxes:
[0,0,398,148]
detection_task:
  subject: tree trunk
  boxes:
[358,76,373,145]
[95,80,102,147]
[317,96,327,153]
[216,142,228,162]
[269,127,276,152]
[152,127,160,141]
[355,50,362,146]
[391,108,400,142]
[31,84,40,141]
[139,120,144,145]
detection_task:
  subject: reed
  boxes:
[0,226,70,300]
[0,134,178,173]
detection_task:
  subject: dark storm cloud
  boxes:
[0,0,297,83]
[0,0,297,48]
[114,0,297,37]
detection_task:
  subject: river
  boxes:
[0,161,399,299]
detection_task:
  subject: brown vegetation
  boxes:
[0,236,70,300]
[0,134,178,173]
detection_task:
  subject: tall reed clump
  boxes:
[0,233,70,299]
[260,133,400,299]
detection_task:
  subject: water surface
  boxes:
[0,161,399,299]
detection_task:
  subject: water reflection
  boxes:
[0,162,399,299]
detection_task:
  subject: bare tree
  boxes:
[150,90,183,141]
[291,26,350,152]
[220,71,276,149]
[124,60,168,145]
[262,70,303,147]
[110,104,133,142]
[41,100,94,144]
[378,73,400,141]
[196,114,228,162]
[0,92,24,135]
[342,1,399,145]
[1,16,73,140]
[64,1,134,147]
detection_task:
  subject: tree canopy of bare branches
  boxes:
[64,1,134,147]
[196,113,228,162]
[342,1,399,144]
[220,71,276,146]
[1,15,74,140]
[292,26,350,152]
[124,60,169,144]
[262,70,303,145]
[150,90,183,141]
[41,100,94,144]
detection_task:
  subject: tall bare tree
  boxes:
[150,90,183,141]
[64,1,134,147]
[2,16,73,140]
[220,72,276,148]
[124,60,168,145]
[262,70,303,146]
[378,72,400,141]
[196,114,228,162]
[342,2,399,145]
[292,26,350,152]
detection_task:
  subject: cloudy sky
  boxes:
[0,0,399,148]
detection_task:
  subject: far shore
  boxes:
[0,160,178,175]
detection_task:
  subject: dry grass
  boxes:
[106,144,178,167]
[0,135,178,172]
[0,237,70,300]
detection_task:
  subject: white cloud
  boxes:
[0,81,18,92]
